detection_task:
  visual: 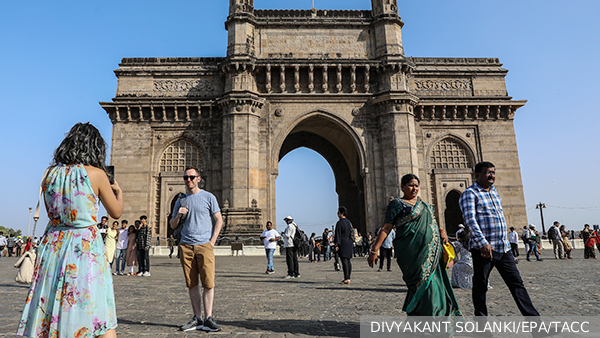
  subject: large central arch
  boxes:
[275,111,367,234]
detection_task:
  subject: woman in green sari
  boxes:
[368,174,461,317]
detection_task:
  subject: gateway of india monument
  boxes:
[100,0,527,244]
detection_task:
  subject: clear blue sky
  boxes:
[1,1,599,238]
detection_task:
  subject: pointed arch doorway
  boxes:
[275,113,366,234]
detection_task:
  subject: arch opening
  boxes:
[276,114,366,235]
[444,190,464,237]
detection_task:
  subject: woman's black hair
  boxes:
[311,232,316,237]
[401,174,420,186]
[52,122,111,180]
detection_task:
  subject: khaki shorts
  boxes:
[178,242,215,289]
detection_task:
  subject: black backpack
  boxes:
[548,226,556,240]
[293,226,304,247]
[173,193,188,242]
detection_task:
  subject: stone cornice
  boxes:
[216,92,265,110]
[119,57,224,66]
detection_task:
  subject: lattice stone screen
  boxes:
[430,138,472,169]
[159,140,203,172]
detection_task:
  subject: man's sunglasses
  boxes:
[183,175,198,181]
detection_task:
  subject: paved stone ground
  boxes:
[1,249,599,337]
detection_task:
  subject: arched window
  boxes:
[430,137,472,169]
[159,140,204,172]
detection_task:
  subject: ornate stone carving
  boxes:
[414,79,471,92]
[153,79,218,97]
[274,108,284,117]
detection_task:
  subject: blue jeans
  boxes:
[115,248,127,273]
[265,248,275,271]
[325,245,331,261]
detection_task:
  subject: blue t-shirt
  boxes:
[172,190,221,245]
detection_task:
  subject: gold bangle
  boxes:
[370,251,378,255]
[440,229,446,232]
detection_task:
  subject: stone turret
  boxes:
[370,0,405,57]
[226,0,256,57]
[229,0,254,16]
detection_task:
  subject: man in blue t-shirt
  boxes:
[170,167,223,332]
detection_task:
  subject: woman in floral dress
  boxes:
[17,123,123,338]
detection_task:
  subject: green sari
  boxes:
[385,198,461,317]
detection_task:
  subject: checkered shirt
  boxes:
[459,182,510,253]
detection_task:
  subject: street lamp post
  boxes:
[32,215,40,240]
[535,202,547,236]
[27,207,32,238]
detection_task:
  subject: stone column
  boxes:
[376,100,420,199]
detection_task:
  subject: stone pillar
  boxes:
[218,99,264,244]
[375,99,419,199]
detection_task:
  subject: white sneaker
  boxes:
[143,272,151,277]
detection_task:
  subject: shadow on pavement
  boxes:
[0,283,30,289]
[315,286,409,293]
[221,318,359,337]
[117,318,180,329]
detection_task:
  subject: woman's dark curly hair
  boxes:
[52,122,111,180]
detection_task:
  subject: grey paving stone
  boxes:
[1,249,599,337]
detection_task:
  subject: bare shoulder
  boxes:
[83,165,103,176]
[83,165,108,194]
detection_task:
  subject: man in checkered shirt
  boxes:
[459,161,540,317]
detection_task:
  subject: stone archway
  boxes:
[277,114,366,234]
[444,189,464,237]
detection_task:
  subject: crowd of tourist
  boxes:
[97,215,154,276]
[0,232,38,259]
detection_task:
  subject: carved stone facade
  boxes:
[101,0,528,241]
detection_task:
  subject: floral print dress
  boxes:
[17,164,117,337]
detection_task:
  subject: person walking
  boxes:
[508,227,520,262]
[459,161,540,317]
[377,227,395,272]
[7,234,15,257]
[369,174,461,316]
[167,234,177,259]
[549,221,564,259]
[308,233,316,262]
[0,232,6,260]
[17,122,123,338]
[560,225,573,259]
[282,216,299,278]
[321,229,330,262]
[170,166,224,332]
[526,225,542,262]
[335,206,353,284]
[582,224,596,259]
[260,221,280,274]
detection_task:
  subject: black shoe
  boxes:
[537,258,543,261]
[201,316,222,332]
[180,315,203,331]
